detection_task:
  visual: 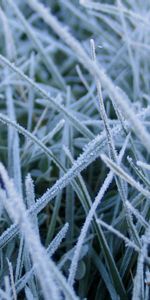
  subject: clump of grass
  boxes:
[0,0,150,299]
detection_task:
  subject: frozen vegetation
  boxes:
[0,0,150,299]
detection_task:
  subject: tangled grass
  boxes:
[0,0,150,299]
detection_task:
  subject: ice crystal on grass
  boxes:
[0,0,150,299]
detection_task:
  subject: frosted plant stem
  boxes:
[15,223,69,295]
[0,55,94,140]
[7,0,66,90]
[68,171,114,286]
[0,7,22,195]
[137,161,150,171]
[0,164,78,300]
[80,0,149,25]
[27,0,150,154]
[68,136,129,286]
[97,219,140,253]
[0,120,128,298]
[126,201,149,228]
[90,39,140,246]
[132,243,146,300]
[7,260,17,300]
[101,154,150,198]
[0,123,122,249]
